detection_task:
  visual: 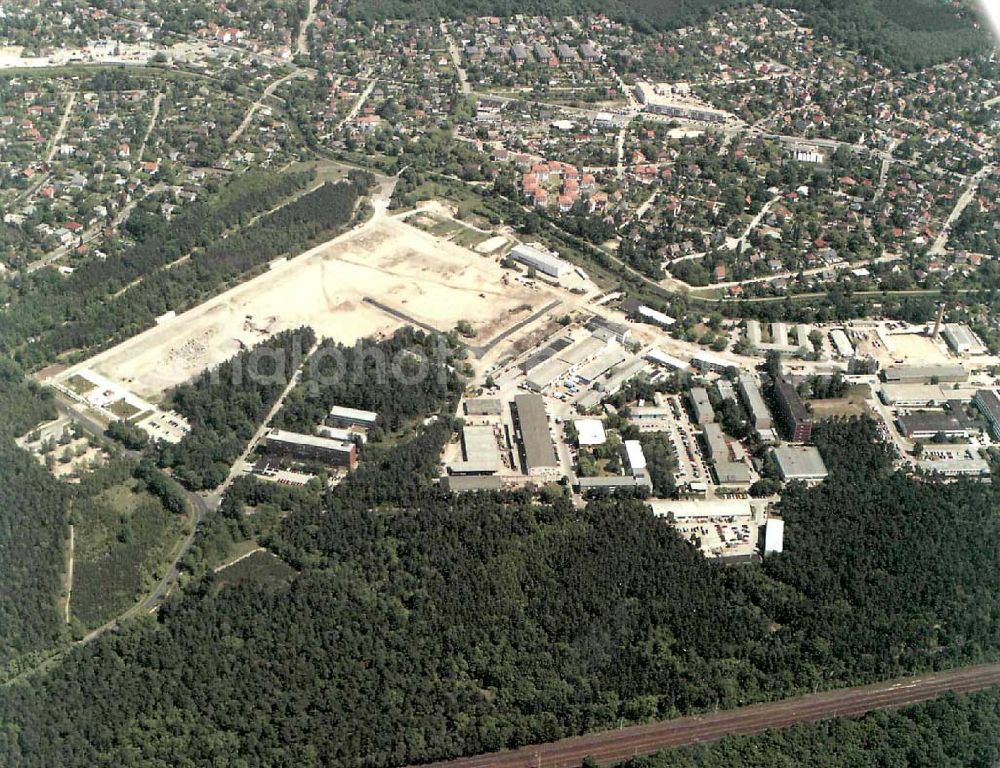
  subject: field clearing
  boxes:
[807,384,872,419]
[71,481,183,628]
[68,217,545,401]
[215,550,297,589]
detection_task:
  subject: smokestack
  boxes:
[932,303,944,339]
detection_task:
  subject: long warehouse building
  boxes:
[512,394,561,478]
[510,243,571,278]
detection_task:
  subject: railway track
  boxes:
[413,663,1000,768]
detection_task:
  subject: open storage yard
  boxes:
[58,217,545,401]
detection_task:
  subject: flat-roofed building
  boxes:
[624,439,647,472]
[942,323,986,355]
[717,380,736,402]
[917,455,990,478]
[637,305,676,328]
[576,348,629,385]
[598,357,646,394]
[701,424,753,485]
[772,323,789,348]
[691,352,738,374]
[715,462,752,485]
[829,329,855,358]
[649,497,754,521]
[521,337,572,373]
[772,444,828,481]
[449,425,501,475]
[746,320,762,347]
[525,356,573,392]
[510,243,570,278]
[701,423,729,461]
[738,375,772,430]
[464,398,502,416]
[327,405,378,429]
[630,405,673,421]
[774,377,812,442]
[316,425,366,444]
[645,347,689,371]
[578,475,652,493]
[266,429,357,469]
[574,419,606,446]
[513,394,560,478]
[764,518,784,554]
[882,364,968,384]
[443,475,503,492]
[880,384,951,407]
[558,335,608,367]
[688,387,715,424]
[974,389,1000,440]
[588,317,631,344]
[796,324,811,350]
[896,408,979,440]
[628,405,674,432]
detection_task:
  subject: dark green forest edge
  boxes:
[1,328,999,766]
[618,689,1000,768]
[0,164,375,674]
[345,0,990,72]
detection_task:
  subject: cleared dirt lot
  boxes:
[878,332,953,366]
[71,217,544,401]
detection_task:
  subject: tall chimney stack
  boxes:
[932,303,944,339]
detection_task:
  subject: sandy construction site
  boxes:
[66,216,549,401]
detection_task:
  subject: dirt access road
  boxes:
[414,663,1000,768]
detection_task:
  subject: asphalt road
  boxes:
[413,663,1000,768]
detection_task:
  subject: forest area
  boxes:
[618,688,1000,768]
[274,327,468,440]
[158,328,316,491]
[2,398,999,766]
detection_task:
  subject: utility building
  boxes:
[327,405,378,429]
[266,429,357,469]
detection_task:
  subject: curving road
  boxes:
[413,663,1000,768]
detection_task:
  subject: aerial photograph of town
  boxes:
[0,0,999,765]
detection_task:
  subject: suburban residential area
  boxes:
[1,1,1000,767]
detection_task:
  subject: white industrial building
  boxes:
[829,329,855,358]
[879,383,971,407]
[637,305,676,328]
[942,323,987,355]
[574,419,607,446]
[645,347,689,371]
[624,440,647,472]
[772,323,789,348]
[771,445,828,482]
[764,518,785,554]
[510,243,570,278]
